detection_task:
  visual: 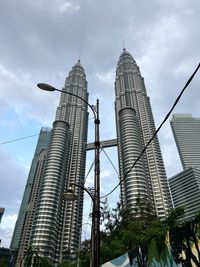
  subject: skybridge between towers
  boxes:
[86,138,118,151]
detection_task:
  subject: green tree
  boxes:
[168,208,200,266]
[79,239,90,267]
[22,246,39,267]
[58,262,77,267]
[0,257,9,267]
[38,257,53,267]
[98,197,169,266]
[21,246,53,267]
[79,201,200,267]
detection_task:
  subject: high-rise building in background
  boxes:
[30,60,89,264]
[10,128,51,264]
[0,208,4,224]
[0,208,5,244]
[169,168,200,220]
[115,49,171,218]
[170,114,200,170]
[169,114,200,220]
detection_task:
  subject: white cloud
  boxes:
[0,63,57,125]
[174,57,199,78]
[101,169,112,178]
[138,14,187,79]
[96,70,115,86]
[57,1,80,14]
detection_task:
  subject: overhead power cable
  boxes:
[101,62,200,199]
[84,148,103,182]
[0,134,40,145]
[101,146,119,175]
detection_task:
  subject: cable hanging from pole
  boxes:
[0,133,40,145]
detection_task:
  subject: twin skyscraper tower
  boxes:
[11,49,171,266]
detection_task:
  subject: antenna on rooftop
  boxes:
[78,49,81,62]
[123,40,126,51]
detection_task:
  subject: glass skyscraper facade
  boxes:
[169,114,200,220]
[0,208,4,224]
[169,168,200,220]
[170,114,200,170]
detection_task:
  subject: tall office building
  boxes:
[115,49,171,218]
[169,168,200,220]
[169,114,200,220]
[30,60,89,264]
[0,208,5,244]
[170,114,200,170]
[10,128,51,264]
[0,208,4,224]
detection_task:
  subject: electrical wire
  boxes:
[0,133,40,145]
[101,62,200,199]
[0,119,94,146]
[101,146,119,175]
[84,148,103,182]
[83,201,92,240]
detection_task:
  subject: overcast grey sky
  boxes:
[0,0,200,247]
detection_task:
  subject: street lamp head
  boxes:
[64,186,78,202]
[37,83,56,91]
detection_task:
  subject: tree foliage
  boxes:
[79,199,200,267]
[97,198,168,266]
[0,257,8,267]
[21,246,53,267]
[168,208,200,266]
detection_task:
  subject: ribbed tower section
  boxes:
[115,49,171,218]
[119,107,149,212]
[16,147,49,266]
[30,120,70,262]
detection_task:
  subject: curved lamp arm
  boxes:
[37,83,97,119]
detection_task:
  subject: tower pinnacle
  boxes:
[123,40,126,51]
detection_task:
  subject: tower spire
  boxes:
[122,40,126,51]
[78,49,81,62]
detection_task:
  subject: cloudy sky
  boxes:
[0,0,200,247]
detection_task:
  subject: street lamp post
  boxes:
[64,183,95,266]
[93,99,100,267]
[37,83,101,267]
